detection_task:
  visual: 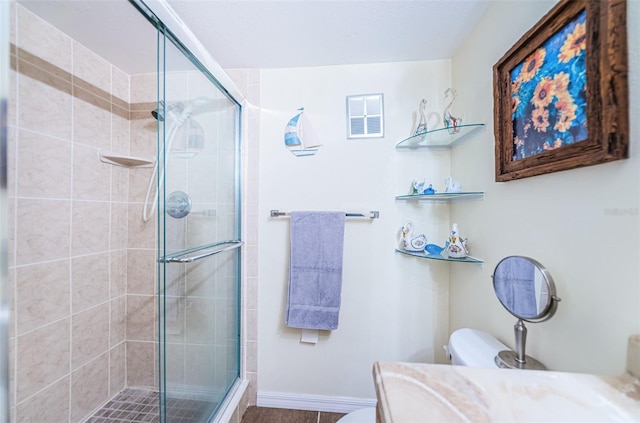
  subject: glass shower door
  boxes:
[156,27,241,423]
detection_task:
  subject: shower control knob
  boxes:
[166,191,192,219]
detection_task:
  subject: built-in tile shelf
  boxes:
[395,249,484,264]
[395,192,484,201]
[99,151,154,168]
[395,123,485,149]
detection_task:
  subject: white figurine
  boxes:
[399,221,428,252]
[444,176,462,193]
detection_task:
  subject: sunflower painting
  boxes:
[510,9,587,160]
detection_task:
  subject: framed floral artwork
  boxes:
[493,0,628,182]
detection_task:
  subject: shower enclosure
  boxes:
[4,0,242,421]
[154,16,242,422]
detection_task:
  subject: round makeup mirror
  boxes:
[492,256,561,370]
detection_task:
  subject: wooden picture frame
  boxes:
[493,0,628,182]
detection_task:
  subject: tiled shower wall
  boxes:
[6,3,159,421]
[7,3,258,423]
[225,69,260,422]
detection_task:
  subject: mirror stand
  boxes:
[495,319,546,370]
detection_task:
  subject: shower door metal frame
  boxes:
[128,1,243,422]
[0,2,10,422]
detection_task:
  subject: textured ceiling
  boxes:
[16,0,492,74]
[165,0,493,69]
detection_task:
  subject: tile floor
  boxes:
[86,388,214,423]
[240,406,345,423]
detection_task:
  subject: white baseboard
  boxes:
[257,391,376,414]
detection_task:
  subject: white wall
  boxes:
[258,61,456,400]
[450,0,640,375]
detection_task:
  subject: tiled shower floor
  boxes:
[86,388,214,423]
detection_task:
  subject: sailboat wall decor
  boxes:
[284,107,321,157]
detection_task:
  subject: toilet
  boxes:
[337,328,508,422]
[445,327,509,367]
[337,406,377,423]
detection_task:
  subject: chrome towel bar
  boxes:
[270,210,379,219]
[158,239,243,263]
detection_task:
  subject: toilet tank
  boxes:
[445,328,509,368]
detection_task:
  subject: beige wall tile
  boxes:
[71,253,109,313]
[129,118,156,157]
[126,295,155,342]
[73,97,111,150]
[9,2,16,46]
[17,5,72,74]
[164,296,184,344]
[110,297,126,347]
[127,209,155,248]
[109,343,126,397]
[126,341,155,388]
[72,144,111,201]
[16,199,71,265]
[164,209,186,250]
[9,336,15,409]
[126,249,155,295]
[111,114,130,155]
[17,129,72,199]
[165,343,185,386]
[111,65,130,104]
[185,344,215,389]
[185,298,216,345]
[70,352,109,422]
[110,202,128,250]
[164,71,188,104]
[15,376,70,423]
[16,259,70,335]
[130,73,156,104]
[9,67,17,128]
[71,200,109,256]
[246,341,257,373]
[110,250,127,299]
[185,259,217,298]
[111,167,129,204]
[17,72,72,140]
[73,41,111,95]
[7,198,15,276]
[245,277,258,310]
[7,125,16,201]
[128,166,154,204]
[71,303,109,370]
[245,309,257,343]
[165,261,185,298]
[16,318,70,401]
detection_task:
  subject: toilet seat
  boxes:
[336,407,376,422]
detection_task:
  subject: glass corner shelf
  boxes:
[396,123,485,149]
[395,192,484,201]
[395,248,483,264]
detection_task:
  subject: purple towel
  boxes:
[285,211,346,330]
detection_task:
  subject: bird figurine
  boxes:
[443,88,463,134]
[444,176,462,193]
[399,221,428,252]
[414,99,428,136]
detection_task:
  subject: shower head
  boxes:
[151,108,164,121]
[151,101,166,121]
[151,101,185,121]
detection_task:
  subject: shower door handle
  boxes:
[158,240,243,263]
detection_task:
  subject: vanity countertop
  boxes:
[373,346,640,422]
